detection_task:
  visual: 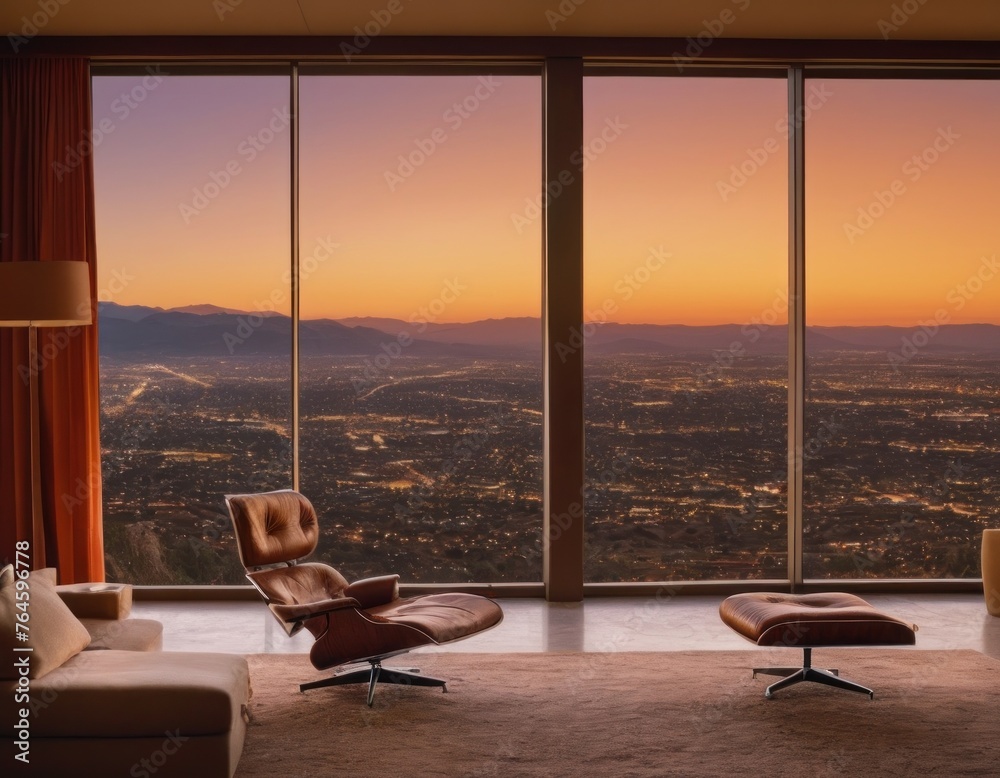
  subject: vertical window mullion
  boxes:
[787,66,806,589]
[291,63,301,492]
[543,57,585,601]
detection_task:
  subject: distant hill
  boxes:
[808,324,1000,353]
[98,303,522,358]
[334,316,540,347]
[169,303,283,317]
[97,303,1000,358]
[99,302,166,321]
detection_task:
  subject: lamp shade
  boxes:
[0,261,92,326]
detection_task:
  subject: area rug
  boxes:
[236,650,1000,777]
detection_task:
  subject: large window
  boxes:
[583,75,788,581]
[804,78,1000,579]
[94,73,292,584]
[93,64,1000,590]
[95,69,542,585]
[297,73,543,583]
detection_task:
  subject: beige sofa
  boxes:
[1,566,250,777]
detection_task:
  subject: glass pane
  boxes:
[583,76,789,582]
[299,74,543,583]
[805,78,1000,578]
[94,75,292,584]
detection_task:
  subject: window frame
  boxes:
[90,57,1000,599]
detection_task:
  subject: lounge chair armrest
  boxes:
[271,597,360,623]
[345,575,400,608]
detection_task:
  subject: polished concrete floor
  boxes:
[134,593,1000,660]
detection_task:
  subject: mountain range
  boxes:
[98,302,1000,358]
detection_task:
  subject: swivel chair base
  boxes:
[301,660,448,706]
[752,647,874,699]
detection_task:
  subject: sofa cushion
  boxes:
[0,566,91,680]
[81,617,164,651]
[0,650,250,738]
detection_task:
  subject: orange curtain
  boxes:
[1,58,104,583]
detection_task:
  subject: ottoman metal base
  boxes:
[753,647,874,699]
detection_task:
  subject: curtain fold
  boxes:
[1,57,104,583]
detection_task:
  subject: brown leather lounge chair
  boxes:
[226,489,503,706]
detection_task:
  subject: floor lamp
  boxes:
[0,261,93,569]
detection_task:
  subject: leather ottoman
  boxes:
[720,592,917,698]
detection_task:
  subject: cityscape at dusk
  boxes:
[97,303,999,585]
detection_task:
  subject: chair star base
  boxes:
[301,660,448,706]
[753,647,874,699]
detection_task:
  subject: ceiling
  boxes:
[3,0,1000,40]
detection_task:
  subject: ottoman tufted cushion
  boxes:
[720,592,917,647]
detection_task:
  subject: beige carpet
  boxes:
[236,650,1000,778]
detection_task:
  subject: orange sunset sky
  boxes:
[92,74,1000,327]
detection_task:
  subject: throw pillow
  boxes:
[33,567,58,585]
[0,566,91,680]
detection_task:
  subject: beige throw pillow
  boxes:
[0,566,91,679]
[33,567,58,585]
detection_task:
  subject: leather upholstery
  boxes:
[311,609,436,669]
[227,490,319,568]
[248,562,350,605]
[369,593,505,644]
[225,490,504,674]
[344,575,400,609]
[720,592,917,647]
[248,563,352,638]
